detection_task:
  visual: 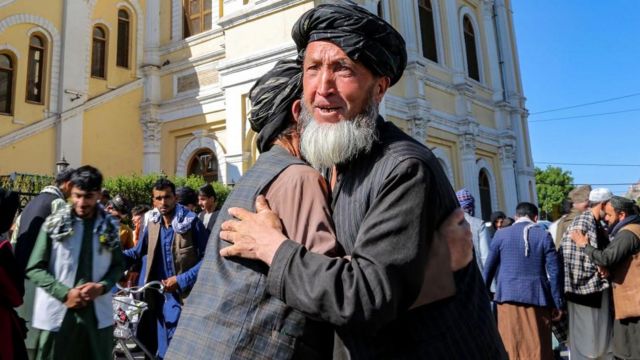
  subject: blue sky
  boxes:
[511,1,640,195]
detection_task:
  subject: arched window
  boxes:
[27,35,46,103]
[91,26,107,78]
[183,0,212,38]
[187,149,218,182]
[479,169,492,221]
[418,0,438,62]
[117,9,130,68]
[0,53,15,114]
[463,15,480,81]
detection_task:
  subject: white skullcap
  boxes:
[588,188,613,203]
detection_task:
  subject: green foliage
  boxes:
[103,174,230,210]
[535,166,574,220]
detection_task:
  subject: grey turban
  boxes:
[292,1,407,85]
[248,59,302,153]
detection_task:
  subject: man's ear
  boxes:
[291,99,302,123]
[374,76,391,103]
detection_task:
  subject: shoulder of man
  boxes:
[568,210,593,230]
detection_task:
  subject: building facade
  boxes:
[0,0,536,219]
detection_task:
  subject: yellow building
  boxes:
[0,0,536,219]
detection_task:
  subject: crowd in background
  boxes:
[0,166,219,360]
[458,186,640,360]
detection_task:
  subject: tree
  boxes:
[535,166,574,220]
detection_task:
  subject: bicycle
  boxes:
[112,280,164,360]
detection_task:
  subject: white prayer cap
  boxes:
[588,188,613,203]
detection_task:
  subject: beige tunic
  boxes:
[264,164,337,256]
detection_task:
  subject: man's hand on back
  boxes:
[219,195,287,266]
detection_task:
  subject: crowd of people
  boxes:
[1,2,639,360]
[457,185,640,360]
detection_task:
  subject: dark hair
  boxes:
[490,211,506,225]
[131,204,151,217]
[515,202,538,219]
[107,194,130,216]
[55,167,75,186]
[198,183,217,200]
[70,165,103,192]
[609,196,638,216]
[176,187,198,207]
[101,188,111,200]
[561,199,573,215]
[152,178,175,195]
[0,188,20,233]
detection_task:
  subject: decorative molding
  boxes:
[407,97,431,143]
[0,115,58,148]
[459,133,476,155]
[0,44,20,59]
[458,5,486,84]
[476,157,500,214]
[432,147,454,185]
[176,135,227,183]
[0,0,16,8]
[0,79,143,149]
[0,14,61,113]
[217,0,306,29]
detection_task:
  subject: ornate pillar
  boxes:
[459,130,480,214]
[498,138,518,212]
[140,105,161,174]
[394,0,420,63]
[480,0,504,102]
[407,96,431,144]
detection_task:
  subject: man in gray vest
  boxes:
[219,3,505,358]
[167,59,339,359]
[123,178,209,359]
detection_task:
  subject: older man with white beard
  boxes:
[219,2,505,359]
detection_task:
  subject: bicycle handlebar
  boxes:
[116,280,164,294]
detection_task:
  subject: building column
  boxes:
[393,1,420,64]
[221,86,247,185]
[56,0,93,167]
[443,0,466,85]
[140,105,161,174]
[498,141,518,213]
[140,1,162,174]
[459,133,480,214]
[480,0,505,102]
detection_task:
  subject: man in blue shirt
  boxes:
[123,178,208,359]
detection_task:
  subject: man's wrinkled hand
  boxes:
[77,282,105,301]
[439,208,473,271]
[162,276,179,292]
[65,288,88,309]
[219,196,287,265]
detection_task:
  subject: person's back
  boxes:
[15,191,61,272]
[488,222,560,306]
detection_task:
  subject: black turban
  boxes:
[292,1,407,85]
[249,59,302,153]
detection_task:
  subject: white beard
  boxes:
[299,100,378,170]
